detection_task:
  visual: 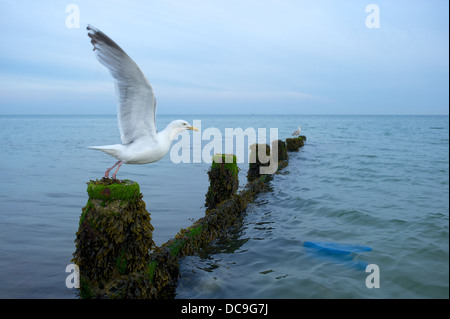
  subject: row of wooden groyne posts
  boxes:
[72,136,306,298]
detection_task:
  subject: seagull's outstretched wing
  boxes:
[87,25,157,144]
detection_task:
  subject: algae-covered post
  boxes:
[286,136,306,152]
[274,139,288,161]
[205,154,239,210]
[247,143,273,182]
[285,138,299,152]
[72,178,155,298]
[297,135,306,147]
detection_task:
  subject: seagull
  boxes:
[292,126,302,136]
[86,25,198,179]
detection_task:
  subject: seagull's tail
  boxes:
[88,144,124,159]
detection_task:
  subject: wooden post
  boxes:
[274,139,288,161]
[72,178,154,298]
[205,154,239,210]
[247,143,272,182]
[286,136,306,152]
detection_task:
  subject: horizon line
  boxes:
[0,113,448,117]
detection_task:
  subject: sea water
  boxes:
[0,114,448,298]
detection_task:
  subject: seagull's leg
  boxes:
[105,161,121,178]
[111,161,123,180]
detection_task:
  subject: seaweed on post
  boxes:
[247,143,272,182]
[205,154,239,210]
[274,139,288,161]
[286,136,306,152]
[72,178,155,298]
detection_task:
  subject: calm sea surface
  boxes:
[0,114,448,298]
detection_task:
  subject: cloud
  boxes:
[0,0,448,114]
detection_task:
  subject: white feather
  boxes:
[87,25,157,145]
[86,25,197,178]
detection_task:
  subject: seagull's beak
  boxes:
[188,126,199,131]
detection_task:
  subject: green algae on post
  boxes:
[274,139,288,161]
[297,136,305,147]
[87,178,140,201]
[211,153,239,177]
[205,154,239,210]
[247,143,272,182]
[285,138,299,152]
[73,179,154,298]
[286,136,306,152]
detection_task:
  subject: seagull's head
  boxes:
[167,120,198,140]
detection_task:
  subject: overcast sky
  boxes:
[0,0,448,115]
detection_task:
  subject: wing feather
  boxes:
[87,25,157,144]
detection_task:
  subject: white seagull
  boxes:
[86,25,198,179]
[292,126,302,136]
